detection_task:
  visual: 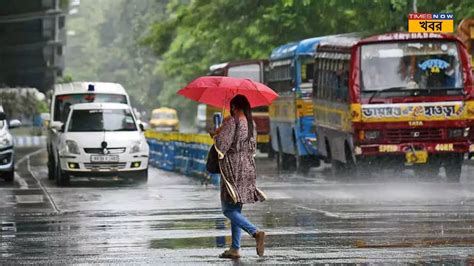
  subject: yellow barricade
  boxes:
[145,131,213,145]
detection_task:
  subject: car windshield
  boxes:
[68,108,137,132]
[152,112,176,119]
[54,94,128,122]
[361,41,463,92]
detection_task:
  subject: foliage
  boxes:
[0,91,43,119]
[64,0,168,115]
[142,0,473,121]
[65,0,474,123]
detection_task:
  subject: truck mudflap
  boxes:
[300,135,319,156]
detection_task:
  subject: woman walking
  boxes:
[213,95,266,259]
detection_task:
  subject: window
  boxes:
[152,112,177,120]
[228,64,261,82]
[68,109,137,132]
[268,60,294,93]
[300,57,314,84]
[54,94,127,122]
[360,41,463,92]
[314,52,350,103]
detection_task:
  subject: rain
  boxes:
[1,0,474,264]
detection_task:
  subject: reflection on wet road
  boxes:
[1,148,474,264]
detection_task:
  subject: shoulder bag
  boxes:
[206,117,239,174]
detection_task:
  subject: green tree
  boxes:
[65,0,168,114]
[142,0,473,121]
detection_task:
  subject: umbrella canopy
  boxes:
[177,76,278,109]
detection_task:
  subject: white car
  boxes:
[0,106,21,182]
[47,82,131,181]
[54,103,149,185]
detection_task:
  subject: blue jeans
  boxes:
[221,201,258,249]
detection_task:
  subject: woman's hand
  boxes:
[214,126,223,136]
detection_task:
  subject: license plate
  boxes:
[405,150,428,164]
[90,155,119,163]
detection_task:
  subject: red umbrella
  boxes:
[177,76,278,109]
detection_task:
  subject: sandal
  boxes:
[255,231,266,257]
[219,249,241,259]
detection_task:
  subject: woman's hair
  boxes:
[230,94,254,139]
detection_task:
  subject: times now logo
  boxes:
[408,13,454,20]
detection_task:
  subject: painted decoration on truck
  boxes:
[360,101,468,122]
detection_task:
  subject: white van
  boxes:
[47,82,132,183]
[55,103,149,185]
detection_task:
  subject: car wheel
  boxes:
[4,165,14,183]
[135,169,148,183]
[47,155,55,180]
[55,162,70,186]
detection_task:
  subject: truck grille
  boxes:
[385,128,443,143]
[84,147,126,154]
[84,163,127,170]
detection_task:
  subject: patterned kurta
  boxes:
[214,115,266,204]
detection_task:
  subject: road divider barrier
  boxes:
[145,131,218,183]
[13,136,47,148]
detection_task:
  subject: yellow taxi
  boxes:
[149,107,179,132]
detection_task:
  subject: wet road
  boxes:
[1,147,474,264]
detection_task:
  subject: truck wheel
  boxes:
[276,131,290,170]
[332,145,357,179]
[55,162,70,186]
[445,154,463,183]
[4,167,14,183]
[331,158,347,178]
[277,153,292,170]
[267,146,275,159]
[297,156,319,174]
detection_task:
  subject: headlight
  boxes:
[130,140,144,154]
[448,128,463,138]
[0,134,12,148]
[65,140,80,155]
[365,130,380,140]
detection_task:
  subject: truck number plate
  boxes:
[90,155,119,163]
[405,151,428,164]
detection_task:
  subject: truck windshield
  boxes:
[361,41,463,93]
[197,105,206,118]
[68,109,137,132]
[54,94,127,122]
[228,64,262,82]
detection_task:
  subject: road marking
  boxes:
[15,148,61,214]
[14,172,28,189]
[285,203,345,219]
[15,194,44,204]
[1,221,16,239]
[26,149,61,213]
